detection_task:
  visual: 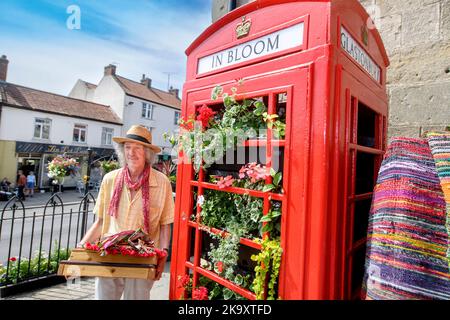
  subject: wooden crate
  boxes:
[57,249,157,280]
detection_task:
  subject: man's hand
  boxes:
[155,255,168,280]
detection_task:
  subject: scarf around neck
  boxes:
[107,165,151,234]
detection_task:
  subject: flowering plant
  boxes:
[216,175,235,189]
[211,163,282,193]
[196,105,217,129]
[47,155,79,179]
[177,274,209,300]
[100,160,119,175]
[192,286,209,300]
[239,162,271,183]
[83,229,166,259]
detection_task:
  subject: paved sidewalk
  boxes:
[3,262,171,300]
[1,189,99,208]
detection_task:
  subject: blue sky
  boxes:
[0,0,211,95]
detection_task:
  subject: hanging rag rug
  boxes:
[362,135,450,300]
[426,132,450,268]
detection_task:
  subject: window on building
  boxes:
[174,111,181,125]
[73,124,87,143]
[101,127,114,146]
[142,103,154,119]
[34,118,51,139]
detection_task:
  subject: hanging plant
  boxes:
[164,85,274,172]
[251,237,283,300]
[99,160,120,175]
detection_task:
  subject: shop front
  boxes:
[15,141,115,190]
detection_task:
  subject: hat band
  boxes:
[126,134,151,144]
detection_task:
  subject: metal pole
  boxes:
[81,148,93,237]
[229,0,237,11]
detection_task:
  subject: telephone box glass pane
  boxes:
[357,102,377,148]
[351,247,367,297]
[355,152,376,194]
[353,198,372,242]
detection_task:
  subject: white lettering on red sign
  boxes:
[197,23,304,75]
[340,26,381,83]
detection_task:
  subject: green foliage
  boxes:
[199,274,248,300]
[259,201,282,237]
[0,243,71,286]
[100,160,120,175]
[164,85,287,172]
[251,238,283,300]
[201,189,263,237]
[207,226,241,281]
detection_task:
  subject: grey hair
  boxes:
[114,143,157,168]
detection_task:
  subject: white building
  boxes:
[69,64,181,159]
[0,55,122,189]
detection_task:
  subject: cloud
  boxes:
[0,0,212,95]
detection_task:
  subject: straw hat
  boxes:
[113,125,161,153]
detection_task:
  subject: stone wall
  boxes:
[360,0,450,138]
[211,0,450,138]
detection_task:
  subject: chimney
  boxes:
[0,55,9,82]
[169,86,180,99]
[141,74,152,88]
[104,64,116,76]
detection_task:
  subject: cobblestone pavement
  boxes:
[2,262,171,300]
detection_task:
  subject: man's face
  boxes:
[124,142,146,168]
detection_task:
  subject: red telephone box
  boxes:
[170,0,389,300]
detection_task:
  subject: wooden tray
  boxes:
[57,249,157,280]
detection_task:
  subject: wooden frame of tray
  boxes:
[57,249,157,280]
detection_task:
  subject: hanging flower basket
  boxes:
[47,155,79,181]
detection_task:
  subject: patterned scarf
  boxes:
[108,165,151,234]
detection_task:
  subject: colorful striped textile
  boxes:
[426,132,450,266]
[363,137,450,300]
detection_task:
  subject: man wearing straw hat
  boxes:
[78,125,174,300]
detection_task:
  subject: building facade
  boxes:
[212,0,450,138]
[0,55,122,190]
[69,64,181,159]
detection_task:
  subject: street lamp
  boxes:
[80,147,93,237]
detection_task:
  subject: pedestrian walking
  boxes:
[26,171,36,197]
[17,170,26,201]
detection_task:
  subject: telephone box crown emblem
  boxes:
[236,16,252,39]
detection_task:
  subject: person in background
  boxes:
[78,125,174,300]
[26,171,36,197]
[1,177,11,192]
[16,170,26,201]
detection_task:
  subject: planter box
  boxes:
[57,249,157,280]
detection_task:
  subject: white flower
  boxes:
[197,195,205,207]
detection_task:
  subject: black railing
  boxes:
[0,192,96,292]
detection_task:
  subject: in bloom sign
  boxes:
[197,23,304,75]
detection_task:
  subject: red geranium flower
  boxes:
[9,257,16,262]
[216,261,224,273]
[178,275,191,289]
[196,105,216,129]
[192,287,208,300]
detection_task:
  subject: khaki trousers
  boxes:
[95,277,154,300]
